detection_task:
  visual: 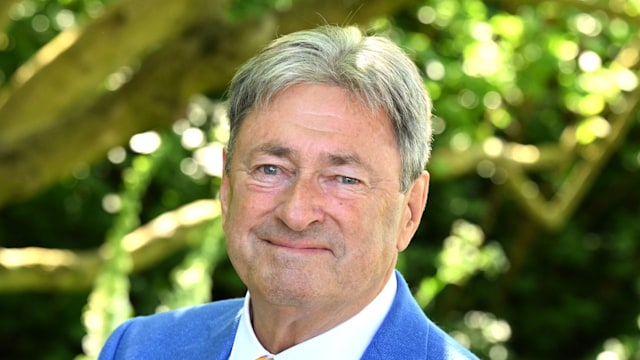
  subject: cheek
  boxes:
[338,206,385,250]
[229,185,266,212]
[224,189,277,235]
[349,201,402,251]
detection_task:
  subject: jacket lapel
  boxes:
[361,271,429,359]
[206,302,242,360]
[162,299,242,360]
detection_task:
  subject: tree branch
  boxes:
[0,199,221,292]
[0,0,202,151]
[428,141,574,180]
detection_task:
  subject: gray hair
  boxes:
[226,25,432,192]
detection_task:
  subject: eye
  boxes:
[259,164,279,176]
[250,164,288,186]
[337,175,360,185]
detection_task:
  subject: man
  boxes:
[99,25,478,359]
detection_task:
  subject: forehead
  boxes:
[244,83,395,138]
[234,83,401,167]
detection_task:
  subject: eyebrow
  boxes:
[327,153,365,168]
[249,142,368,170]
[250,143,292,159]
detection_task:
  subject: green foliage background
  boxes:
[1,0,639,359]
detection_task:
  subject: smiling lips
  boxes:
[263,238,331,254]
[254,220,336,254]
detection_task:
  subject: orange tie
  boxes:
[256,356,273,360]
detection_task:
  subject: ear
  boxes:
[219,149,230,223]
[396,171,430,252]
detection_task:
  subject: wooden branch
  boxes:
[0,0,202,152]
[0,199,221,292]
[428,141,574,180]
[458,90,639,232]
[526,89,639,231]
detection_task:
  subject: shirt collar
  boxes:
[229,273,397,360]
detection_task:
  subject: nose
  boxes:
[275,175,325,232]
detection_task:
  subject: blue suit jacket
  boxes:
[99,271,478,359]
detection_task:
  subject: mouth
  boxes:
[262,238,331,254]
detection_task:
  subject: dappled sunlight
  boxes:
[179,157,203,179]
[614,67,638,92]
[174,265,203,288]
[425,59,445,81]
[102,193,122,214]
[597,338,635,360]
[458,88,479,109]
[450,132,472,152]
[430,115,446,135]
[413,219,510,358]
[194,142,224,178]
[573,13,602,37]
[414,220,508,307]
[0,247,77,269]
[482,91,502,110]
[591,314,640,359]
[551,38,579,62]
[167,96,229,180]
[129,131,162,154]
[576,116,612,145]
[482,137,503,158]
[437,220,508,286]
[463,41,503,78]
[469,22,492,42]
[107,146,127,164]
[54,9,75,29]
[486,107,512,129]
[578,51,602,72]
[453,311,511,360]
[181,127,206,150]
[416,5,436,24]
[491,14,523,44]
[577,68,638,98]
[566,92,605,116]
[508,143,540,164]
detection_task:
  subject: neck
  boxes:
[249,271,394,354]
[250,302,347,353]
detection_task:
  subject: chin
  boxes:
[257,272,331,305]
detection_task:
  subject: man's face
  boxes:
[220,83,428,312]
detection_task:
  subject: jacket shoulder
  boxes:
[98,298,243,360]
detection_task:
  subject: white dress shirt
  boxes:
[228,274,397,360]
